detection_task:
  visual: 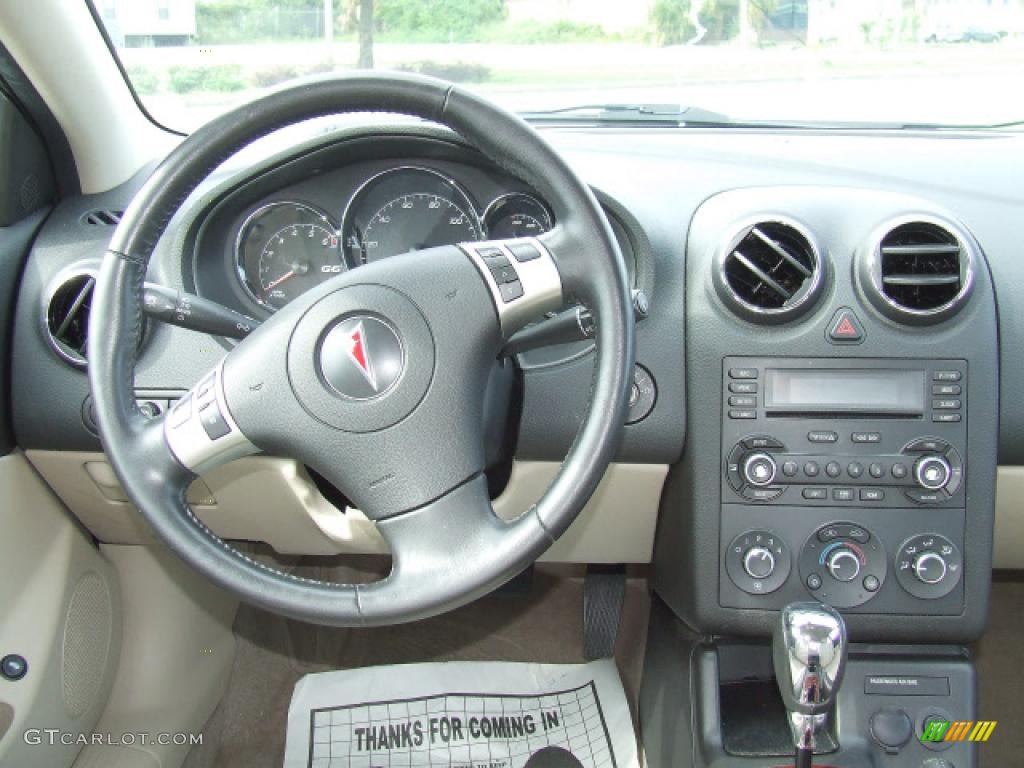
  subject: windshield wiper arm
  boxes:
[519,103,736,127]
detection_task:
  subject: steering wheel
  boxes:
[88,73,635,626]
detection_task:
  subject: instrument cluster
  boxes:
[233,165,553,312]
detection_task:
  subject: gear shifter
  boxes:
[772,602,847,768]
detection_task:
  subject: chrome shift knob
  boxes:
[773,602,847,753]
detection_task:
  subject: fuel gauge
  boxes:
[483,193,553,239]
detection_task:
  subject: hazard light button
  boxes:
[827,307,865,344]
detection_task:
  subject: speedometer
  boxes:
[342,167,483,265]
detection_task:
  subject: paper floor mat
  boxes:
[284,659,639,768]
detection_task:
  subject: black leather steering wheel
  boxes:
[88,73,634,626]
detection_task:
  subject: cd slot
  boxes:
[765,410,923,420]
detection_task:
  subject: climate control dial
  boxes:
[826,546,862,583]
[743,546,776,579]
[895,534,962,599]
[725,530,791,596]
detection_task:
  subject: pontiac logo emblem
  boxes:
[320,316,404,400]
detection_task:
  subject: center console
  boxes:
[642,186,1001,768]
[720,356,968,615]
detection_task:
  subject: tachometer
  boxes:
[236,202,343,311]
[483,193,553,239]
[342,167,483,265]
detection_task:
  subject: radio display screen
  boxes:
[764,369,925,414]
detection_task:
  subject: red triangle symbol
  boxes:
[350,329,368,373]
[834,315,857,337]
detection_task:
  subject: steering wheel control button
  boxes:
[507,242,541,262]
[169,396,192,428]
[499,281,525,302]
[1,654,27,681]
[800,523,886,607]
[870,708,914,754]
[726,530,791,596]
[320,316,404,401]
[199,402,231,441]
[895,534,962,599]
[827,306,865,344]
[626,365,656,424]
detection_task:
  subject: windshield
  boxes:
[93,0,1024,132]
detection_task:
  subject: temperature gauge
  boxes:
[483,193,553,239]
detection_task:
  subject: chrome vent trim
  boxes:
[43,269,97,368]
[861,215,975,324]
[714,217,825,323]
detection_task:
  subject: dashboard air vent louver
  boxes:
[715,219,824,323]
[45,271,96,368]
[861,216,975,324]
[80,209,123,227]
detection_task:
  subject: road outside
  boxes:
[119,38,1024,130]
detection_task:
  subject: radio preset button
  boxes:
[729,381,758,394]
[729,395,757,408]
[869,462,885,478]
[729,409,756,419]
[933,413,962,423]
[933,371,962,382]
[825,461,842,478]
[782,461,799,477]
[932,384,961,396]
[847,462,864,479]
[808,430,839,443]
[729,367,758,379]
[892,463,908,479]
[851,432,882,443]
[832,488,855,501]
[803,461,820,477]
[803,488,827,500]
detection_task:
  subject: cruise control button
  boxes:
[729,381,757,394]
[729,367,758,379]
[808,430,838,443]
[490,265,519,284]
[499,281,524,303]
[507,242,541,262]
[199,402,231,441]
[477,246,506,260]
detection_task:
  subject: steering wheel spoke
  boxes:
[460,237,563,337]
[163,359,258,476]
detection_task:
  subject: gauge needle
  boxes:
[265,270,295,291]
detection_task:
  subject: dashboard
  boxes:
[10,119,1024,647]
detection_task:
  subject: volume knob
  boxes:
[915,455,951,491]
[743,453,777,487]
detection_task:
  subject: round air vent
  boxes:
[714,218,825,323]
[859,215,975,324]
[44,269,97,368]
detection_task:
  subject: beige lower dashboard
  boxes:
[25,451,668,564]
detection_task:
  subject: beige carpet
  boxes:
[972,573,1024,768]
[182,558,649,768]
